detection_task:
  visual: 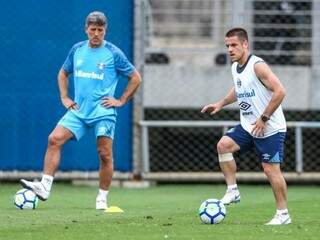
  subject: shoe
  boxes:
[96,196,107,210]
[20,179,49,201]
[220,189,241,205]
[265,213,292,225]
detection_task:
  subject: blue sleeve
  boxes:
[61,42,84,74]
[113,47,136,77]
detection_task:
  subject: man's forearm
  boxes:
[119,71,141,104]
[220,87,237,107]
[58,69,69,100]
[263,89,285,117]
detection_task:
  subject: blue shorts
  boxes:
[225,124,286,163]
[58,111,116,141]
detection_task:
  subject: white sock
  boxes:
[276,209,289,215]
[98,189,109,199]
[227,184,238,191]
[41,174,54,191]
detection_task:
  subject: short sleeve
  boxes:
[113,47,136,77]
[61,42,84,74]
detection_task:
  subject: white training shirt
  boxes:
[231,54,286,138]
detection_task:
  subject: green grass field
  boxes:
[0,183,319,240]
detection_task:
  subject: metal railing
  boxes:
[139,120,320,175]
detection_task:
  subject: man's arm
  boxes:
[218,87,237,108]
[101,70,142,108]
[119,71,142,105]
[254,62,286,117]
[58,69,78,110]
[201,87,237,115]
[251,62,286,137]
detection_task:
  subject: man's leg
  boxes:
[217,136,241,205]
[256,132,290,225]
[217,136,240,185]
[96,136,113,210]
[44,125,74,175]
[263,163,291,225]
[21,125,73,200]
[262,163,288,209]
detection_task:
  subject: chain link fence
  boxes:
[135,0,320,179]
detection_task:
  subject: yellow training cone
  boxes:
[104,206,124,213]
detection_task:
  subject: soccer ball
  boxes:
[198,198,226,224]
[14,188,39,210]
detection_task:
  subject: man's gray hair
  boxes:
[85,11,108,28]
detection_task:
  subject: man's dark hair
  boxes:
[225,28,248,42]
[85,11,108,28]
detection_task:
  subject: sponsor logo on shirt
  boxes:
[236,89,255,99]
[75,70,104,80]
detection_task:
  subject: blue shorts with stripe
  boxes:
[225,124,286,163]
[57,111,116,141]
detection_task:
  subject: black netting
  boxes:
[145,109,320,172]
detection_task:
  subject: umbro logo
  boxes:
[262,153,270,160]
[239,102,251,111]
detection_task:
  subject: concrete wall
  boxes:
[143,53,316,110]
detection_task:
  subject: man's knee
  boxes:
[217,137,235,153]
[217,137,239,162]
[48,126,72,147]
[262,163,281,177]
[48,132,67,146]
[98,148,112,163]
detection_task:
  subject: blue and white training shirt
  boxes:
[231,55,286,138]
[62,40,136,122]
